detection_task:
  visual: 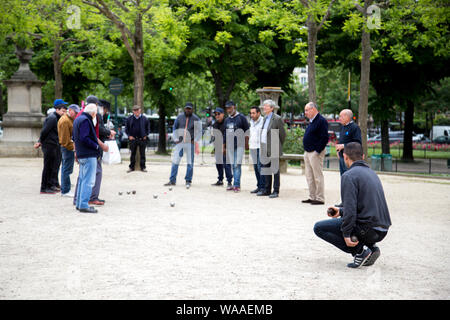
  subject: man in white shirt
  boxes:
[249,106,265,193]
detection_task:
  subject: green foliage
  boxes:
[283,125,305,154]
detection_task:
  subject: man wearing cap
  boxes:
[211,107,233,187]
[57,104,80,197]
[164,102,201,188]
[223,100,250,192]
[125,105,150,172]
[34,99,68,194]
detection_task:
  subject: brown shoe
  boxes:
[310,200,325,205]
[89,200,104,206]
[302,199,313,203]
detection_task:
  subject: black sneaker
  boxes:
[363,246,381,266]
[347,246,372,269]
[186,182,191,189]
[164,181,176,186]
[250,188,259,194]
[212,181,224,186]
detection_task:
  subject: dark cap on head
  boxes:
[184,102,193,109]
[86,95,99,105]
[214,107,224,114]
[132,105,141,111]
[225,100,235,108]
[99,99,111,109]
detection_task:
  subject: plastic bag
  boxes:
[103,140,121,165]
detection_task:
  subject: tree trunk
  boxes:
[0,86,4,118]
[133,15,145,107]
[306,18,318,104]
[381,119,390,154]
[53,41,63,99]
[402,100,414,161]
[357,0,373,158]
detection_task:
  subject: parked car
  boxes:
[368,131,404,143]
[328,131,337,142]
[433,135,450,144]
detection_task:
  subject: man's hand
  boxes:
[129,136,135,141]
[336,144,344,152]
[327,207,340,218]
[344,237,359,247]
[34,142,41,149]
[109,130,116,139]
[99,140,109,152]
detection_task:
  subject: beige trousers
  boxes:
[304,150,326,202]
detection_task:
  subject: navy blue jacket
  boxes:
[338,121,362,156]
[73,112,99,159]
[303,113,329,153]
[125,114,150,139]
[224,112,249,148]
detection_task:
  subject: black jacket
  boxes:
[39,112,61,146]
[340,161,392,237]
[303,113,329,153]
[338,121,362,156]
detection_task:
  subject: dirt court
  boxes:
[0,156,449,300]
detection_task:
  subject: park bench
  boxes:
[279,153,305,174]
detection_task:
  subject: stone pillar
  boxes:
[256,87,284,114]
[0,47,45,157]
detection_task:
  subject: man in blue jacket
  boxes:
[302,102,329,205]
[336,109,362,175]
[72,104,108,213]
[314,142,392,268]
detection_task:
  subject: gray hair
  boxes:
[263,99,277,109]
[305,102,318,110]
[341,108,353,119]
[84,103,97,115]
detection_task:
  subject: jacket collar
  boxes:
[349,160,369,169]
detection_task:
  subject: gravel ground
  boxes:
[0,156,449,299]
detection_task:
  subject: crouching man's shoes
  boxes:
[347,246,372,269]
[79,207,98,214]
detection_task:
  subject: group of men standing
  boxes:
[35,95,115,213]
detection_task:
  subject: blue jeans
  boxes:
[76,157,97,210]
[313,218,387,256]
[169,143,195,183]
[228,147,244,187]
[250,148,265,190]
[216,154,233,183]
[60,147,75,194]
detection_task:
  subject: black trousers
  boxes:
[41,144,60,191]
[129,139,147,169]
[262,161,280,194]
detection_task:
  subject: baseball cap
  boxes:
[184,102,193,109]
[68,104,80,113]
[53,98,68,108]
[214,107,224,114]
[85,95,99,105]
[225,100,235,108]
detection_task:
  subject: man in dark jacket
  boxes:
[73,103,108,213]
[313,142,392,268]
[302,102,329,205]
[164,102,201,188]
[34,99,68,194]
[336,109,362,175]
[211,107,233,187]
[259,99,286,198]
[223,100,249,192]
[125,105,150,172]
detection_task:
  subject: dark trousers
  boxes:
[250,148,265,190]
[216,155,233,183]
[40,144,60,191]
[129,139,147,169]
[262,160,280,194]
[339,153,347,176]
[314,218,387,256]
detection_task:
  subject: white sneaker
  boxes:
[61,192,74,198]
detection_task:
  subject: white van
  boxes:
[430,126,450,140]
